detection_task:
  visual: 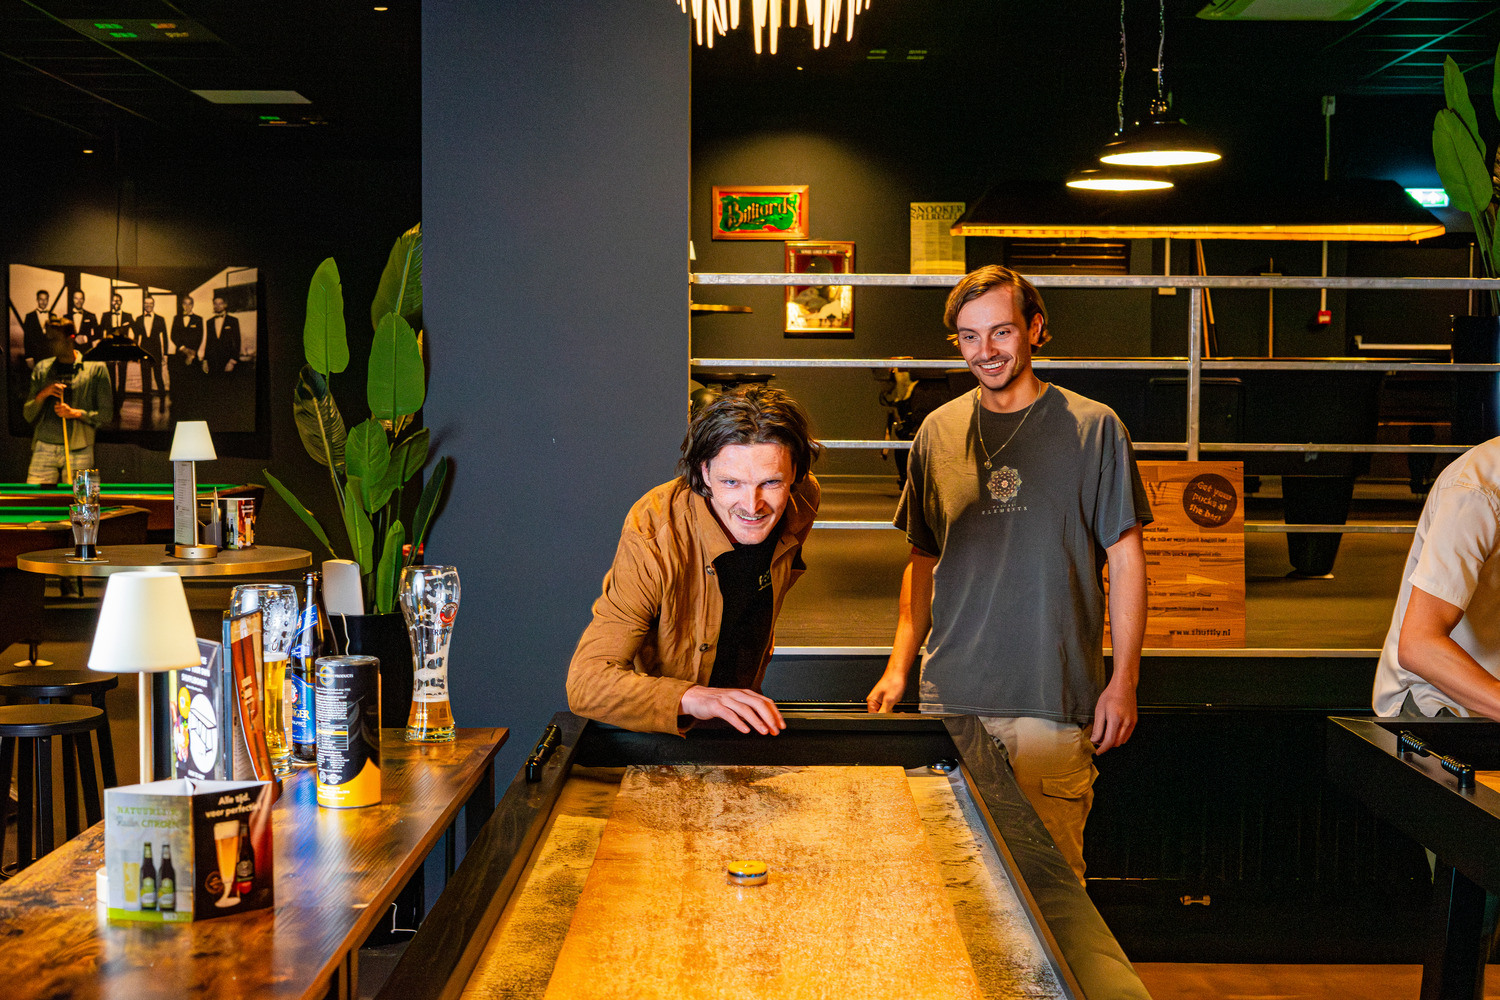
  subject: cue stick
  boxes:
[60,410,74,484]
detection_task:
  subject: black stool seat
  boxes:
[0,670,119,790]
[0,703,108,877]
[0,670,118,701]
[0,704,105,736]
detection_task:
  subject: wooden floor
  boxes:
[1137,962,1500,999]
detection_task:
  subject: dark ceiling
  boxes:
[1,0,420,161]
[1,0,1495,167]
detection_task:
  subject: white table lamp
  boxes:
[88,570,201,783]
[170,420,218,559]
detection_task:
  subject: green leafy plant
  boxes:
[264,223,451,613]
[1432,44,1500,312]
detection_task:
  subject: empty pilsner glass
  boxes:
[230,584,300,776]
[400,565,459,743]
[72,467,101,504]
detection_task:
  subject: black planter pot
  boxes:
[1453,315,1500,445]
[327,611,413,732]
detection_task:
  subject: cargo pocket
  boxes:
[1040,761,1096,803]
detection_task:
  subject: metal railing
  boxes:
[692,272,1500,533]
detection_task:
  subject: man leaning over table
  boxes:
[864,264,1151,884]
[567,385,821,737]
[1373,435,1500,720]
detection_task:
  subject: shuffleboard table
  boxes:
[1327,716,1500,1000]
[376,712,1151,1000]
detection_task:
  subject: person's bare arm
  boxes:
[1397,585,1500,718]
[1094,524,1145,753]
[866,549,938,712]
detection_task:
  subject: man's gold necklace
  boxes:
[974,384,1047,471]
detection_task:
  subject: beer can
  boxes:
[220,497,257,549]
[314,655,381,808]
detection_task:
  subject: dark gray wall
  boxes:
[0,156,421,551]
[421,1,690,778]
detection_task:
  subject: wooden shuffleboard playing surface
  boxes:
[519,765,988,1000]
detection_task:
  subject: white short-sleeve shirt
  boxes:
[1372,436,1500,717]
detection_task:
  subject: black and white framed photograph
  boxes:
[6,264,264,444]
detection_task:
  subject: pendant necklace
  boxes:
[974,384,1047,471]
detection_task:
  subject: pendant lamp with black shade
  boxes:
[1099,0,1221,169]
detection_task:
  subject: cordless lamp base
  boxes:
[174,543,219,560]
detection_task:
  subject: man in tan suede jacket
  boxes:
[567,386,821,736]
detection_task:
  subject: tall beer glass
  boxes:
[400,565,459,743]
[213,820,241,907]
[230,584,300,776]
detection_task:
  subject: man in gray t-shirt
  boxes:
[866,265,1151,882]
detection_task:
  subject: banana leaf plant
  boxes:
[1432,45,1500,312]
[264,223,451,613]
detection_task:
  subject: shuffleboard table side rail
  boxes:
[374,711,586,1000]
[943,716,1152,1000]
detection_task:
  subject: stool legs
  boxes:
[36,734,54,858]
[16,738,34,869]
[70,733,101,830]
[89,691,118,789]
[61,734,80,838]
[0,738,12,874]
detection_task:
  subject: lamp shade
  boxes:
[1066,167,1175,192]
[89,570,201,674]
[1099,115,1222,168]
[169,420,217,461]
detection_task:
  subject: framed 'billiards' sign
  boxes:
[711,185,809,240]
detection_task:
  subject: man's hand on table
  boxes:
[679,685,785,735]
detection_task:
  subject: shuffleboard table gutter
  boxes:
[943,715,1152,1000]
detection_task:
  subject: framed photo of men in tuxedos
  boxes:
[6,264,266,455]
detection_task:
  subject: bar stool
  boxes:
[0,670,119,789]
[0,704,106,876]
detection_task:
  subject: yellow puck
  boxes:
[727,859,769,886]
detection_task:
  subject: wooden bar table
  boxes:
[0,727,507,1000]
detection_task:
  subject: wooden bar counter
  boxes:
[0,727,507,999]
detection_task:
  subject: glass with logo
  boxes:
[230,583,300,776]
[399,565,459,743]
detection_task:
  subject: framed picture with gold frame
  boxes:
[711,185,809,240]
[784,241,853,337]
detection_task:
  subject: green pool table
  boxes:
[0,504,150,659]
[0,505,150,567]
[0,483,262,535]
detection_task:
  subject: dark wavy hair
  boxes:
[943,264,1051,348]
[678,385,820,497]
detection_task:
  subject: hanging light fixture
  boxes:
[1066,0,1173,192]
[675,0,871,54]
[1099,0,1221,167]
[1066,168,1174,192]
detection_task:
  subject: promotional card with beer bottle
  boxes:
[103,778,274,922]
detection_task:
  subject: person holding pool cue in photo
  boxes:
[22,316,113,485]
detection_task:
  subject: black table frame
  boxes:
[377,712,1149,1000]
[1327,716,1500,1000]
